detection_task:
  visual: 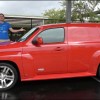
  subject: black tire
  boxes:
[97,66,100,78]
[0,63,18,91]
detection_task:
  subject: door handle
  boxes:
[55,47,63,51]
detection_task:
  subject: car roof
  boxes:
[39,23,100,28]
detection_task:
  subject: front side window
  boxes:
[37,28,64,44]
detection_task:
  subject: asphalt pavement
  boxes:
[0,77,100,100]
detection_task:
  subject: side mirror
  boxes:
[36,37,43,45]
[32,37,43,45]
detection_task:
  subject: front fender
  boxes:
[0,51,25,80]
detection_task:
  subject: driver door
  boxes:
[24,27,68,75]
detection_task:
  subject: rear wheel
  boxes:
[0,63,18,91]
[97,66,100,78]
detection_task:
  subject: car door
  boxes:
[23,27,68,75]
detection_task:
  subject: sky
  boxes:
[0,1,62,16]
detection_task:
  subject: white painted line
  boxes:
[92,77,100,83]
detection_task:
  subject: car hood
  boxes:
[0,41,13,45]
[0,41,23,52]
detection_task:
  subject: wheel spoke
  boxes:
[3,67,9,74]
[0,73,2,80]
[2,67,7,73]
[1,80,7,88]
[5,75,14,81]
[5,68,9,74]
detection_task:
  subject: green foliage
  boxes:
[43,9,66,24]
[43,0,100,23]
[63,0,100,22]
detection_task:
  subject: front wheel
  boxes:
[0,63,18,91]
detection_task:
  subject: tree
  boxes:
[63,0,100,22]
[43,0,100,23]
[43,9,65,24]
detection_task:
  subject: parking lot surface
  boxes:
[0,77,100,100]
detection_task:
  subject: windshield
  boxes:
[18,27,39,42]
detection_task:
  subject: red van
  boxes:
[0,23,100,90]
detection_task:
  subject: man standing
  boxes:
[0,13,25,42]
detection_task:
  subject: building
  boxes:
[5,15,48,29]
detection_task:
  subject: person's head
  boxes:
[0,13,5,22]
